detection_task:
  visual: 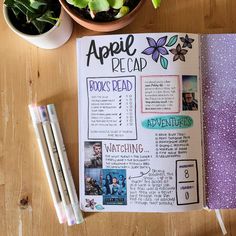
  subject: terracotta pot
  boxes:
[3,6,73,49]
[59,0,145,32]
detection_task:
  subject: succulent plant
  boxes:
[4,0,60,34]
[66,0,161,20]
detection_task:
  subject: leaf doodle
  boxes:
[165,35,178,47]
[160,56,168,69]
[95,204,105,210]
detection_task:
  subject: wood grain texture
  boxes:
[0,0,236,235]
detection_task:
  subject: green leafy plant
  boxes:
[4,0,60,34]
[66,0,161,20]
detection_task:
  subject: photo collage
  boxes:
[84,142,127,205]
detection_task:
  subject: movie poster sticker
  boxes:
[84,168,103,196]
[102,169,127,205]
[84,141,103,168]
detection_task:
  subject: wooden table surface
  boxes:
[1,0,236,235]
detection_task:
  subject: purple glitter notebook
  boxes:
[201,34,236,209]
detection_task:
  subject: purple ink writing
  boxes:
[88,80,111,92]
[112,80,132,92]
[88,79,133,92]
[104,143,144,153]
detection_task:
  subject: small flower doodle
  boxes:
[85,199,96,210]
[180,34,195,49]
[169,44,188,62]
[85,199,105,210]
[142,36,169,63]
[141,34,195,69]
[142,35,178,69]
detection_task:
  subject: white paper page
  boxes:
[77,33,204,212]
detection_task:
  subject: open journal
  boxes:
[76,33,236,212]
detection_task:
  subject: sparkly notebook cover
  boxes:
[201,34,236,209]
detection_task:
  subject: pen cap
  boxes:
[47,104,58,122]
[55,202,67,224]
[72,204,84,224]
[38,106,49,122]
[28,105,41,124]
[65,205,76,226]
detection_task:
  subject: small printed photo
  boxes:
[182,93,198,111]
[102,169,127,205]
[84,141,102,168]
[84,168,103,195]
[182,75,197,93]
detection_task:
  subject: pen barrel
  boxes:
[51,121,83,223]
[47,104,84,224]
[29,105,66,224]
[32,122,66,224]
[71,203,84,224]
[39,105,76,225]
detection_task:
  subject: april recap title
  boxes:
[86,34,147,73]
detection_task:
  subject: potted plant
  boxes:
[3,0,73,49]
[59,0,161,32]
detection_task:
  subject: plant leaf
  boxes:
[4,0,15,7]
[13,2,28,16]
[12,7,21,18]
[152,0,161,9]
[108,0,124,9]
[36,10,57,25]
[15,0,35,13]
[114,6,129,19]
[67,0,89,8]
[160,56,168,69]
[166,35,178,47]
[26,10,41,22]
[31,19,45,33]
[88,0,110,13]
[30,0,47,10]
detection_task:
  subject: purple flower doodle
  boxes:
[85,199,96,209]
[169,44,188,62]
[180,34,194,48]
[142,36,169,62]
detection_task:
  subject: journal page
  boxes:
[201,34,236,209]
[77,33,204,212]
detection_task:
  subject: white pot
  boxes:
[3,5,73,49]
